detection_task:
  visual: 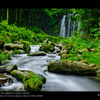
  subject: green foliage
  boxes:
[76,9,100,36]
[0,52,11,64]
[13,49,21,54]
[21,41,30,53]
[24,71,43,91]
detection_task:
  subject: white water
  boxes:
[59,14,79,37]
[0,45,100,91]
[59,15,66,37]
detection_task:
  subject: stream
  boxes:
[0,45,100,91]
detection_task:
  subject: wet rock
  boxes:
[39,38,55,53]
[39,44,55,53]
[0,65,18,74]
[48,60,97,76]
[57,43,64,50]
[10,70,30,81]
[10,70,46,92]
[55,46,60,53]
[5,43,24,50]
[0,74,13,86]
[28,51,46,56]
[77,48,97,54]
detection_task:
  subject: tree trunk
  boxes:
[7,8,9,24]
[19,9,23,25]
[15,9,18,23]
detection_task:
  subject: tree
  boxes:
[7,8,9,24]
[76,8,100,36]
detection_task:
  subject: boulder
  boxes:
[77,49,88,54]
[58,44,73,56]
[57,43,65,50]
[40,38,55,53]
[10,70,46,92]
[55,46,60,53]
[0,74,13,86]
[61,54,69,59]
[5,43,24,50]
[77,48,97,54]
[5,41,30,53]
[48,60,97,75]
[28,51,46,56]
[0,65,18,73]
[39,44,55,53]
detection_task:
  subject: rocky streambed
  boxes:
[0,39,100,91]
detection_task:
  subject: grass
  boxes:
[1,20,100,68]
[60,35,100,67]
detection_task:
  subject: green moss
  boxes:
[21,41,30,53]
[10,70,45,92]
[13,49,21,54]
[48,60,97,75]
[24,76,43,91]
[40,44,55,53]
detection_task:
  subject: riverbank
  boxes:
[1,21,100,91]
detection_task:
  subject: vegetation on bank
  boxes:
[1,19,100,69]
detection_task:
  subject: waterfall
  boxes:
[67,14,71,37]
[59,15,66,37]
[59,14,79,37]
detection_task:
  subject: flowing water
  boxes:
[59,14,80,37]
[59,15,66,37]
[0,45,100,91]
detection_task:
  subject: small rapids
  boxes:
[0,45,100,91]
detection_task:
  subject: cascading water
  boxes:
[0,45,100,91]
[59,13,79,37]
[59,15,66,37]
[67,14,71,37]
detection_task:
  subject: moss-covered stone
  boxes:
[21,41,30,53]
[4,41,30,53]
[28,51,46,56]
[61,54,69,59]
[10,70,46,92]
[39,44,55,53]
[5,43,24,50]
[48,60,97,76]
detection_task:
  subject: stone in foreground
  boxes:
[10,70,46,91]
[28,51,46,56]
[48,60,98,76]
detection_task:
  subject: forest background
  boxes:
[1,8,100,67]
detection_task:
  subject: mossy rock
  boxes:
[39,44,55,53]
[5,41,30,53]
[21,41,30,53]
[48,60,97,76]
[10,70,46,92]
[5,43,24,50]
[61,54,69,59]
[28,51,46,56]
